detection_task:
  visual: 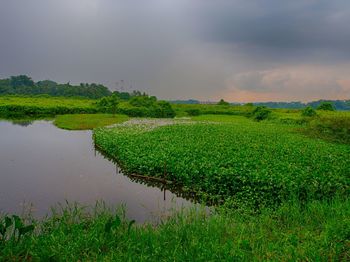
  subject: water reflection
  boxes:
[0,120,198,223]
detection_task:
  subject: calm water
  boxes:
[0,120,195,222]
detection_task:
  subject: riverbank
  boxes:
[1,198,349,261]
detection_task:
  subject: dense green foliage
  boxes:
[0,199,349,261]
[0,75,111,99]
[301,106,317,117]
[302,112,350,144]
[255,99,350,110]
[111,95,176,118]
[0,95,176,118]
[54,114,129,130]
[251,106,272,121]
[317,102,336,111]
[94,116,349,208]
[172,103,252,117]
[217,99,230,106]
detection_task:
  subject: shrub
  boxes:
[251,106,271,121]
[317,102,335,111]
[185,109,201,116]
[217,99,230,106]
[301,106,317,117]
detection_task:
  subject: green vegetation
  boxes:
[94,116,349,208]
[98,94,176,118]
[302,112,350,144]
[172,103,252,117]
[0,96,97,117]
[251,106,272,121]
[0,75,111,99]
[317,101,336,111]
[1,89,350,259]
[54,114,129,130]
[1,199,349,261]
[217,99,230,106]
[301,106,317,117]
[0,92,176,119]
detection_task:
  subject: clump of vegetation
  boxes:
[251,106,272,121]
[217,99,230,106]
[185,108,201,116]
[172,104,252,117]
[317,102,335,111]
[301,106,317,117]
[94,117,349,208]
[0,199,349,261]
[303,113,350,144]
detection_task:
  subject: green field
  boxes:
[54,114,129,130]
[0,96,96,117]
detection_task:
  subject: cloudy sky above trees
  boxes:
[1,0,350,102]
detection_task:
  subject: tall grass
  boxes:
[0,199,349,261]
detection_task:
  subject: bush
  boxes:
[251,106,271,121]
[301,106,317,117]
[217,99,230,106]
[185,109,201,116]
[317,102,335,111]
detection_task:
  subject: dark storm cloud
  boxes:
[188,0,350,56]
[0,0,349,101]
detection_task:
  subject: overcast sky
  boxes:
[1,0,349,102]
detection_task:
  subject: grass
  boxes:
[94,117,349,208]
[54,114,129,130]
[0,199,349,261]
[0,95,97,117]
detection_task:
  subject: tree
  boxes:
[301,106,317,117]
[317,102,335,111]
[217,99,230,106]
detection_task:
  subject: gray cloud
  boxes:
[0,0,349,101]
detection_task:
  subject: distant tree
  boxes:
[317,102,335,111]
[301,106,317,117]
[245,103,254,107]
[97,94,120,115]
[10,75,35,88]
[251,106,271,121]
[217,99,230,106]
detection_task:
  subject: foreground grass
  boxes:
[1,199,349,261]
[54,114,129,130]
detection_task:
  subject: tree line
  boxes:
[0,75,112,99]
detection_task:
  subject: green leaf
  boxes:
[12,215,23,230]
[18,225,35,236]
[5,216,12,228]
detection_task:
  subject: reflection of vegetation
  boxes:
[95,145,202,204]
[10,119,34,127]
[54,114,129,130]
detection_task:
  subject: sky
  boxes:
[0,0,350,102]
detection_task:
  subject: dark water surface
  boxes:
[0,120,195,222]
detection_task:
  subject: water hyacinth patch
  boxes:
[94,117,350,208]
